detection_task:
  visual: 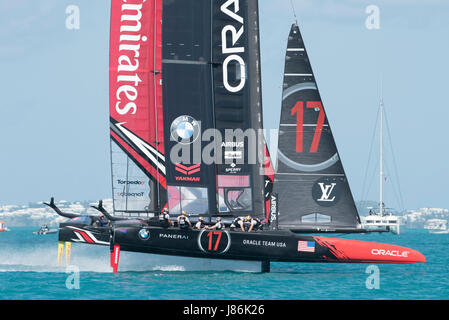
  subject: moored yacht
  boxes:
[361,207,401,235]
[424,219,448,234]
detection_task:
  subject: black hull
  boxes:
[59,222,111,246]
[115,226,332,263]
[58,222,426,268]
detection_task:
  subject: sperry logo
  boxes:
[317,183,337,202]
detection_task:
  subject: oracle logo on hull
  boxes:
[371,249,409,258]
[220,0,246,93]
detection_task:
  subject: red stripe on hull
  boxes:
[314,236,426,264]
[77,230,95,244]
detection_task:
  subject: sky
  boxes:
[0,0,448,210]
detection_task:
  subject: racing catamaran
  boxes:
[47,0,425,272]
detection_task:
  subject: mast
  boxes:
[379,87,383,216]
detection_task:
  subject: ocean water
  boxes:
[0,228,447,300]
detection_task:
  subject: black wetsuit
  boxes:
[230,217,243,231]
[159,213,171,228]
[195,220,205,230]
[251,218,262,231]
[215,221,225,230]
[178,215,190,230]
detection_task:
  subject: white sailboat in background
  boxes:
[361,93,402,235]
[424,219,449,234]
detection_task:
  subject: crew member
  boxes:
[207,217,225,231]
[99,214,108,226]
[177,211,192,230]
[247,216,262,232]
[93,214,109,227]
[195,217,206,230]
[230,216,245,232]
[159,208,173,228]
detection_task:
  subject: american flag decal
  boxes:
[298,241,315,253]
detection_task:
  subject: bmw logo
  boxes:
[170,115,200,144]
[138,229,150,240]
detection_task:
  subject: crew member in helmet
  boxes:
[159,208,173,228]
[100,214,108,225]
[207,217,225,231]
[177,210,192,230]
[194,217,206,230]
[94,214,110,227]
[243,216,253,232]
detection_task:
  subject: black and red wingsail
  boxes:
[273,24,361,232]
[159,0,267,220]
[109,0,166,215]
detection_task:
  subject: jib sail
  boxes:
[273,24,361,231]
[109,0,166,216]
[161,0,266,220]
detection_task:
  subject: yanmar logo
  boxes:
[114,0,146,116]
[220,0,246,93]
[371,249,409,258]
[175,163,201,182]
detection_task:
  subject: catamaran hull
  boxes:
[115,227,425,264]
[58,224,425,265]
[59,223,111,246]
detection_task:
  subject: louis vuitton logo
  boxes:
[317,183,337,202]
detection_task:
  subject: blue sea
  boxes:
[0,228,447,300]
